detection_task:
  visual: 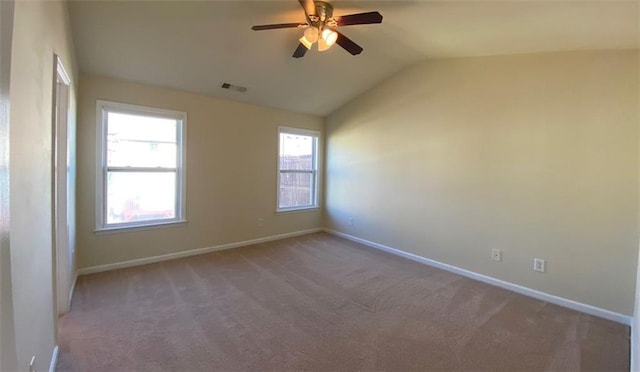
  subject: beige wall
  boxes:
[325,50,639,315]
[5,0,77,370]
[76,75,323,269]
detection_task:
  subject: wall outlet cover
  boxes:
[491,248,501,262]
[533,258,546,272]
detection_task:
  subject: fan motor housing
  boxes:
[311,1,334,26]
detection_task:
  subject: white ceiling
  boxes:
[68,1,639,116]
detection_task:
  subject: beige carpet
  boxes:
[57,232,629,371]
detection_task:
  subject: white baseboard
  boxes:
[77,228,323,276]
[324,229,632,326]
[49,345,59,372]
[75,226,632,326]
[632,315,639,371]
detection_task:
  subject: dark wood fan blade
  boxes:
[292,43,309,58]
[251,23,306,31]
[335,31,363,55]
[298,0,317,17]
[335,11,383,26]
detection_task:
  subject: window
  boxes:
[277,127,320,211]
[96,100,186,231]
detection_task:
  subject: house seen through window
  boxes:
[96,101,186,230]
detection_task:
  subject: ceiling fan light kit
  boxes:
[304,27,319,43]
[299,34,313,50]
[322,29,337,46]
[317,37,329,52]
[251,0,382,58]
[300,27,337,51]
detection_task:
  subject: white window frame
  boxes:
[95,100,187,232]
[277,126,321,212]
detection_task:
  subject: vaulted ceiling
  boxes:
[68,1,639,116]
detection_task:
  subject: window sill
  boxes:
[276,206,320,214]
[94,220,188,235]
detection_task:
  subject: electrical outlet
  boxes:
[257,218,264,227]
[533,258,546,273]
[348,217,354,226]
[491,248,501,262]
[29,356,36,372]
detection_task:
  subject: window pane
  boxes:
[279,172,313,208]
[107,112,177,168]
[106,171,176,224]
[279,133,313,171]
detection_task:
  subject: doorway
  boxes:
[52,55,73,316]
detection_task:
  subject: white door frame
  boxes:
[52,54,72,316]
[0,1,16,371]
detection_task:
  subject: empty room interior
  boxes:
[1,0,639,371]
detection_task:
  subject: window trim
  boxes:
[95,100,187,232]
[276,126,321,213]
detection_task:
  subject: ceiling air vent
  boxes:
[220,82,247,93]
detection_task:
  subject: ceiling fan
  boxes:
[251,0,383,58]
